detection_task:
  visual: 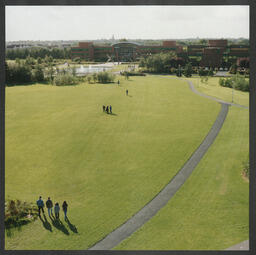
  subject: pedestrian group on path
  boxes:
[36,196,68,220]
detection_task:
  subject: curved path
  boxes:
[89,78,242,250]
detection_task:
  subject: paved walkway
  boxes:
[89,79,231,250]
[226,240,249,250]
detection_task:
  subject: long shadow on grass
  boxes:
[50,216,69,235]
[65,217,78,234]
[39,215,52,232]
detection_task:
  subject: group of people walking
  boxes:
[103,105,112,114]
[36,196,68,220]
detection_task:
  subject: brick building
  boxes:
[71,39,249,68]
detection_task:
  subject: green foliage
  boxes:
[199,68,209,76]
[139,52,178,73]
[6,62,32,84]
[6,47,71,60]
[32,64,45,82]
[219,75,249,92]
[54,73,78,86]
[86,75,92,83]
[208,68,214,76]
[229,63,237,74]
[96,72,116,83]
[5,199,38,231]
[183,63,193,77]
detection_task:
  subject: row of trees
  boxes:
[139,53,216,77]
[6,47,71,60]
[139,52,185,73]
[5,61,45,84]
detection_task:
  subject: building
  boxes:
[71,40,249,68]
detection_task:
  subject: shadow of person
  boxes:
[50,217,69,235]
[65,217,78,234]
[39,215,52,232]
[110,113,118,116]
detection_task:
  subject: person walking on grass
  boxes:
[126,89,128,96]
[36,196,44,216]
[62,201,68,220]
[54,202,60,219]
[106,105,109,114]
[46,197,53,217]
[103,105,105,112]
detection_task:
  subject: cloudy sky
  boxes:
[6,5,249,41]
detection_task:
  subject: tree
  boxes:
[32,64,44,82]
[92,73,97,83]
[183,62,193,77]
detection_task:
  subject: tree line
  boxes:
[6,47,71,60]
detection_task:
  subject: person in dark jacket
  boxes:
[110,105,112,114]
[106,105,109,114]
[54,203,60,219]
[103,105,105,112]
[62,201,68,219]
[46,197,53,217]
[126,89,128,96]
[36,196,44,216]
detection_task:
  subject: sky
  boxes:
[6,5,249,41]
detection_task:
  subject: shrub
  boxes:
[219,75,249,92]
[219,78,225,86]
[32,64,45,82]
[86,75,92,83]
[5,199,38,231]
[54,73,78,86]
[183,63,193,77]
[199,68,209,76]
[6,62,32,84]
[96,72,115,83]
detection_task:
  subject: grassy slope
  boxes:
[185,77,249,107]
[5,76,219,249]
[116,90,249,250]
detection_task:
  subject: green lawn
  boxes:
[185,77,249,107]
[5,75,220,249]
[115,97,249,250]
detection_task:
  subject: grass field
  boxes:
[5,75,220,249]
[185,76,249,107]
[115,106,249,250]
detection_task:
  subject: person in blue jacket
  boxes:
[36,196,44,216]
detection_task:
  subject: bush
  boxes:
[32,64,45,82]
[199,68,209,76]
[5,199,38,231]
[183,63,193,77]
[54,73,78,86]
[219,78,225,86]
[219,75,249,92]
[6,62,32,84]
[96,72,115,83]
